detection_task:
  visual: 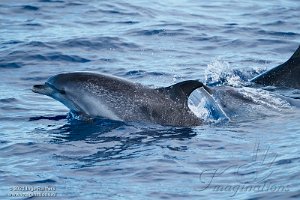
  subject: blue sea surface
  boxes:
[1,0,300,199]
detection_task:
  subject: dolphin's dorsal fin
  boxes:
[251,45,300,89]
[157,80,210,105]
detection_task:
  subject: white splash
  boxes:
[205,58,242,86]
[237,87,292,111]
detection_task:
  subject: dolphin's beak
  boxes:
[32,82,83,114]
[32,84,54,95]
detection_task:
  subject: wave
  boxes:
[39,0,64,3]
[187,35,225,42]
[25,53,91,63]
[24,41,53,48]
[22,5,39,11]
[2,40,23,45]
[56,37,140,50]
[257,30,300,37]
[5,51,90,63]
[17,178,56,184]
[130,28,189,36]
[0,98,18,103]
[0,62,23,68]
[124,70,166,77]
[3,36,139,52]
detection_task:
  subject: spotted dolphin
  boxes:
[251,45,300,89]
[201,45,300,121]
[32,72,208,126]
[203,45,300,121]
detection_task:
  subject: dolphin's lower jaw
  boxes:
[32,84,54,95]
[32,84,84,115]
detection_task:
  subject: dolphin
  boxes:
[200,45,300,121]
[251,45,300,89]
[32,72,209,126]
[199,45,300,121]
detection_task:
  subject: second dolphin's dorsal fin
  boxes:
[157,80,211,105]
[251,45,300,89]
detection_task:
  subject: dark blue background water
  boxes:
[1,0,300,199]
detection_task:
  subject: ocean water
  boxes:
[1,0,300,199]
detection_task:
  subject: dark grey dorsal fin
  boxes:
[251,45,300,89]
[157,80,210,105]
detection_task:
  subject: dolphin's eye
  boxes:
[45,82,66,94]
[59,89,66,94]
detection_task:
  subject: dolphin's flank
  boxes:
[32,72,206,126]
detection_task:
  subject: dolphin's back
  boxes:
[47,72,140,92]
[251,45,300,89]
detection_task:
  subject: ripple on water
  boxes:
[0,98,18,103]
[56,37,140,50]
[0,62,23,68]
[26,53,91,63]
[5,51,91,63]
[24,41,54,48]
[16,178,57,184]
[130,28,189,36]
[21,5,40,11]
